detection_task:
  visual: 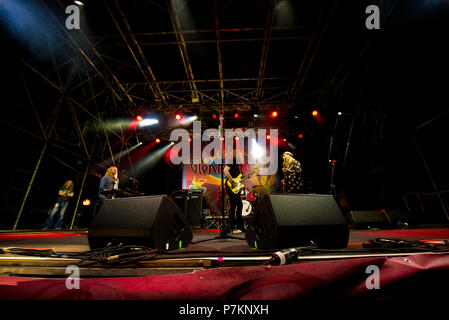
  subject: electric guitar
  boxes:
[225,168,260,194]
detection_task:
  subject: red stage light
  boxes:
[270,111,278,118]
[212,114,217,119]
[234,113,239,118]
[175,114,182,121]
[155,138,161,143]
[298,133,303,139]
[312,110,319,117]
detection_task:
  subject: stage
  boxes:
[1,226,449,302]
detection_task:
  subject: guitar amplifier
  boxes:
[171,189,203,228]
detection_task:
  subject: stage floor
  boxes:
[1,226,449,301]
[1,225,449,252]
[1,225,449,270]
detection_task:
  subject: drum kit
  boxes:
[240,189,259,217]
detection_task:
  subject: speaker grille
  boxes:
[246,194,349,249]
[88,195,192,250]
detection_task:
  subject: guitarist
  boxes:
[281,151,305,193]
[43,180,75,229]
[223,160,244,234]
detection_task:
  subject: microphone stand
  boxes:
[219,111,229,237]
[329,160,337,197]
[328,114,340,198]
[191,108,245,244]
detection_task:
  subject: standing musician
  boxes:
[223,148,246,235]
[224,161,244,234]
[98,166,119,205]
[44,180,75,229]
[281,151,305,193]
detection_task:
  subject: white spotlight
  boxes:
[138,118,159,128]
[180,115,198,125]
[74,1,84,6]
[251,139,264,160]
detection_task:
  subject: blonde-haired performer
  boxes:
[281,152,305,193]
[44,180,75,229]
[98,166,119,205]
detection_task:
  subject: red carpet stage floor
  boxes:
[0,226,449,302]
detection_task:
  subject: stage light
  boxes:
[175,114,182,121]
[74,1,84,6]
[251,139,264,160]
[338,112,342,116]
[251,105,260,118]
[234,112,239,118]
[267,135,271,140]
[138,118,158,128]
[312,110,319,117]
[136,115,143,121]
[178,115,198,125]
[298,133,303,139]
[156,138,161,143]
[235,137,239,141]
[212,114,217,119]
[270,111,278,118]
[188,137,192,142]
[82,199,90,206]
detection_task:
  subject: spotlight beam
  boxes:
[103,142,143,166]
[109,0,167,106]
[168,0,199,102]
[138,118,159,127]
[213,0,224,105]
[256,0,275,98]
[134,143,173,176]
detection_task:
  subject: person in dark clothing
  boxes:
[44,180,74,229]
[98,166,119,205]
[224,162,244,234]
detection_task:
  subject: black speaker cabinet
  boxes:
[246,194,349,249]
[88,195,193,250]
[349,210,390,229]
[172,189,203,228]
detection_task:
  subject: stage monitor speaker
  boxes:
[349,210,390,229]
[245,194,349,249]
[88,195,193,250]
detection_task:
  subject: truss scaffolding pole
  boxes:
[70,139,97,230]
[412,133,449,221]
[13,141,48,230]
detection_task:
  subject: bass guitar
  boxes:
[225,168,260,194]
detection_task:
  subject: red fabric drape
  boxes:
[1,253,448,300]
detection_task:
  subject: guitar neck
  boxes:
[241,170,257,181]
